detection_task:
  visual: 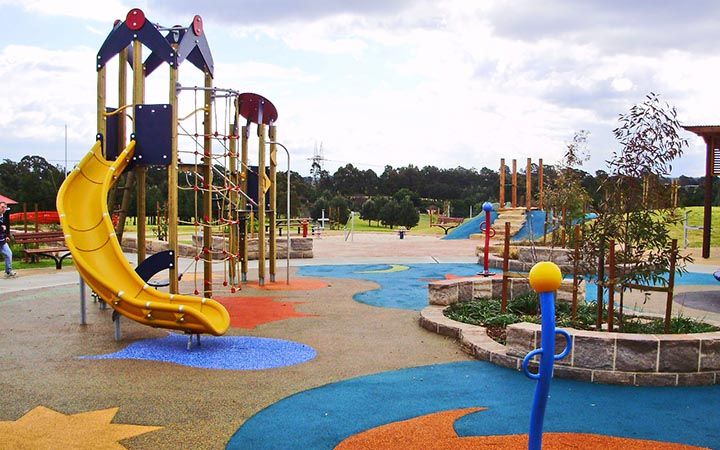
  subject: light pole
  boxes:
[64,124,68,178]
[268,141,291,285]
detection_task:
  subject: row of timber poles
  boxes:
[499,158,544,210]
[96,9,284,299]
[498,222,679,334]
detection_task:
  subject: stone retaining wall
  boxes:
[428,275,582,305]
[419,305,720,386]
[121,236,313,260]
[476,246,575,272]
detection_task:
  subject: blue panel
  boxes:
[135,250,174,282]
[104,107,119,160]
[134,104,172,166]
[97,23,134,69]
[245,166,270,209]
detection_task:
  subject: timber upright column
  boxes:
[526,158,532,211]
[499,158,506,208]
[132,37,147,263]
[269,125,278,283]
[258,123,267,286]
[203,73,214,297]
[168,38,179,294]
[512,159,518,208]
[228,115,239,287]
[241,125,249,282]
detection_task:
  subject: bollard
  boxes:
[522,261,572,450]
[479,202,495,276]
[301,220,308,238]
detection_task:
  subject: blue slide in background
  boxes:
[443,212,498,240]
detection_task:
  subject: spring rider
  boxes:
[479,202,495,276]
[523,261,572,450]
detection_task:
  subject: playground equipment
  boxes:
[57,141,230,339]
[478,202,495,276]
[682,125,720,258]
[522,261,572,450]
[499,158,544,210]
[57,8,292,339]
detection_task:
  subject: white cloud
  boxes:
[0,0,136,21]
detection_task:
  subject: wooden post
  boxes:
[131,39,146,263]
[108,45,128,223]
[269,125,278,283]
[702,137,713,258]
[22,203,27,233]
[499,158,505,207]
[511,159,517,208]
[228,113,239,287]
[538,158,544,210]
[664,239,678,333]
[34,203,39,232]
[202,72,213,297]
[501,222,510,313]
[97,59,106,151]
[571,225,580,322]
[167,48,179,294]
[526,157,532,211]
[241,125,249,282]
[607,239,615,332]
[258,123,267,286]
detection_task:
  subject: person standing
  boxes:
[0,201,16,278]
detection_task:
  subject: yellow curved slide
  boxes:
[57,141,229,336]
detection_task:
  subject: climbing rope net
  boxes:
[175,85,263,295]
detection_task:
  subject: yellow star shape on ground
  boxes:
[0,406,162,449]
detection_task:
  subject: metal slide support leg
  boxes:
[79,276,87,325]
[114,315,121,341]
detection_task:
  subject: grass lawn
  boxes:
[13,257,74,270]
[348,214,451,236]
[669,206,720,248]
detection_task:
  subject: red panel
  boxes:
[193,15,203,36]
[237,92,278,125]
[126,8,146,31]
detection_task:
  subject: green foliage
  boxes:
[621,315,719,334]
[380,199,400,228]
[0,156,65,209]
[579,93,691,291]
[543,130,591,242]
[444,294,715,337]
[360,199,377,225]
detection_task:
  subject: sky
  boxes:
[0,0,719,177]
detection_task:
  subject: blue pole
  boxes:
[523,261,572,450]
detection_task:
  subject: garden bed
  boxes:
[422,275,720,386]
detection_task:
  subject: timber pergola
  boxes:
[681,125,720,259]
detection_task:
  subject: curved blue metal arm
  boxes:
[523,291,572,450]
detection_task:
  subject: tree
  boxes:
[543,130,592,243]
[380,199,400,228]
[579,93,691,331]
[329,195,351,225]
[360,198,377,226]
[397,197,420,229]
[372,196,389,227]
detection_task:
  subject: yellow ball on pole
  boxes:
[528,261,563,293]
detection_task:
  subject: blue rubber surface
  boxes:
[227,361,720,449]
[299,263,482,310]
[81,333,316,370]
[443,212,498,240]
[299,263,716,310]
